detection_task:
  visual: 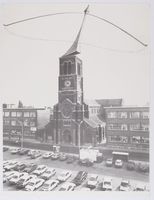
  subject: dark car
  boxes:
[19,149,29,155]
[126,161,136,171]
[72,171,88,186]
[78,159,93,167]
[13,163,27,171]
[59,153,68,161]
[105,158,113,167]
[66,156,75,164]
[23,163,38,173]
[3,147,9,152]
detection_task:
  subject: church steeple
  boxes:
[61,5,89,57]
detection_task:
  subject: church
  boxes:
[52,7,105,150]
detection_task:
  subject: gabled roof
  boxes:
[84,115,104,128]
[96,99,123,107]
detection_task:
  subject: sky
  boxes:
[0,2,150,108]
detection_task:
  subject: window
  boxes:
[4,112,9,117]
[30,121,35,127]
[141,124,149,131]
[77,63,81,75]
[63,119,71,126]
[11,120,16,126]
[30,112,36,117]
[107,124,121,130]
[130,112,140,118]
[118,112,127,118]
[4,119,10,125]
[107,112,117,118]
[121,124,128,131]
[60,65,63,75]
[131,136,149,144]
[130,124,140,131]
[68,62,72,74]
[63,62,67,75]
[24,112,29,117]
[11,112,16,117]
[109,136,128,143]
[24,120,29,127]
[141,112,149,119]
[17,112,22,117]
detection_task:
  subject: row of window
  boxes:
[90,108,99,115]
[107,123,149,131]
[60,62,81,76]
[108,136,149,144]
[3,119,36,127]
[107,111,149,119]
[3,111,36,118]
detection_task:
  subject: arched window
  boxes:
[63,62,67,75]
[68,62,72,74]
[77,63,81,75]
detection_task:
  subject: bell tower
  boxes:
[53,6,89,146]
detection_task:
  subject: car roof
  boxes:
[89,174,98,178]
[121,179,129,183]
[104,177,112,181]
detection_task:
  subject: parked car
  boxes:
[13,163,27,171]
[59,153,68,161]
[126,161,136,171]
[57,171,72,182]
[119,179,131,191]
[115,159,123,168]
[134,183,146,191]
[101,177,113,191]
[66,156,75,164]
[10,148,21,154]
[78,159,93,167]
[4,171,17,180]
[19,148,29,155]
[3,174,7,183]
[59,182,76,191]
[42,152,53,159]
[16,175,37,189]
[30,151,42,159]
[72,171,88,186]
[8,172,28,185]
[24,178,45,191]
[4,161,18,171]
[137,163,149,173]
[40,168,56,180]
[27,150,37,156]
[87,174,98,189]
[51,153,60,160]
[40,179,59,191]
[3,146,9,152]
[105,158,113,167]
[23,163,38,173]
[32,165,47,176]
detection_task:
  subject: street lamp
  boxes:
[17,120,24,148]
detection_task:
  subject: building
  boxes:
[3,103,51,142]
[52,8,105,149]
[104,106,149,152]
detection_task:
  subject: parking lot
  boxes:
[3,146,149,191]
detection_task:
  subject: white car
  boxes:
[32,165,47,175]
[59,182,76,191]
[57,171,72,182]
[101,177,112,191]
[10,148,21,154]
[79,187,91,191]
[16,175,37,188]
[134,183,146,191]
[115,159,123,168]
[25,178,45,191]
[87,174,99,189]
[40,168,56,180]
[40,179,59,191]
[42,152,53,159]
[8,172,28,185]
[4,161,18,171]
[4,171,17,180]
[119,179,131,191]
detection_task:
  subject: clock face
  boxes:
[61,101,72,118]
[64,80,71,87]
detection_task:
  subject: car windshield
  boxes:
[46,171,51,174]
[28,182,34,186]
[19,179,25,182]
[43,183,50,187]
[12,175,18,179]
[104,181,111,185]
[121,182,128,187]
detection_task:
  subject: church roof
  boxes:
[96,99,123,107]
[84,115,105,128]
[61,6,89,58]
[84,99,100,107]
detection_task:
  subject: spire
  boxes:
[62,5,89,57]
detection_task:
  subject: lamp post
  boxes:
[17,120,24,148]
